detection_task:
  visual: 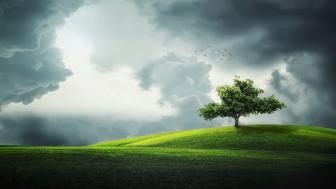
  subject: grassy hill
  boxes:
[1,124,336,188]
[93,124,336,153]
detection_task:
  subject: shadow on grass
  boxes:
[237,125,297,134]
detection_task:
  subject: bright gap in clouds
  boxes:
[53,28,176,120]
[4,2,176,121]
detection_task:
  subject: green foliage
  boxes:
[199,76,286,125]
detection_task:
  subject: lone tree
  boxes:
[199,76,286,128]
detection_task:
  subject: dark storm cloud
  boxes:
[134,0,336,126]
[135,0,335,66]
[0,115,67,145]
[0,34,72,107]
[0,113,130,145]
[270,54,336,126]
[0,0,84,108]
[0,0,84,57]
[270,70,297,102]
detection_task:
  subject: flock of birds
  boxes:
[193,45,233,61]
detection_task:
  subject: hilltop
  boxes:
[93,124,336,153]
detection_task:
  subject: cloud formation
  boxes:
[0,53,222,145]
[0,114,121,145]
[0,0,84,109]
[1,0,335,145]
[136,53,223,132]
[134,0,336,126]
[0,0,84,57]
[0,34,71,108]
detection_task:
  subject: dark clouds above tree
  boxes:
[0,0,84,108]
[134,0,336,126]
[135,0,335,65]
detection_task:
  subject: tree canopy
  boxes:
[199,76,286,127]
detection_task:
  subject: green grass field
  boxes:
[1,124,336,188]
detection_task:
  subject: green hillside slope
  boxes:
[93,124,336,153]
[1,124,336,189]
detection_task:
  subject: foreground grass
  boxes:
[1,125,336,188]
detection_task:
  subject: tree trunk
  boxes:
[234,117,239,128]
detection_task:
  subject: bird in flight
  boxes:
[193,45,233,60]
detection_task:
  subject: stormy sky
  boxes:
[0,0,335,145]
